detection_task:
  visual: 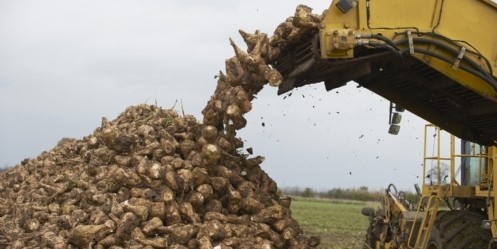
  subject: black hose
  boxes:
[396,31,494,75]
[421,32,493,75]
[371,44,403,59]
[371,34,399,51]
[395,37,489,74]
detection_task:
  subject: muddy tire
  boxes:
[427,210,494,249]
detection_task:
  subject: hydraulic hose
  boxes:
[394,37,490,75]
[371,34,399,51]
[410,32,494,75]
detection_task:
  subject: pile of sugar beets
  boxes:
[0,5,323,249]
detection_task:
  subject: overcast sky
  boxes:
[0,0,432,191]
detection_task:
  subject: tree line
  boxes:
[281,186,420,203]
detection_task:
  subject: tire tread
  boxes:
[428,210,492,249]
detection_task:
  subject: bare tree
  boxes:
[426,162,450,185]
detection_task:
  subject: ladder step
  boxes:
[409,188,444,248]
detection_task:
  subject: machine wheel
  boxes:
[426,210,493,249]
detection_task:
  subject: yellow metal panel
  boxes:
[433,0,497,73]
[449,186,476,198]
[367,0,439,29]
[322,1,359,29]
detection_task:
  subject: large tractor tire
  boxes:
[427,210,494,249]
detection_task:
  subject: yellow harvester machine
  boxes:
[271,0,497,248]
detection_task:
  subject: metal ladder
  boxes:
[409,187,443,249]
